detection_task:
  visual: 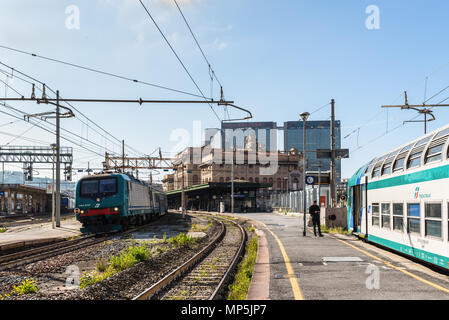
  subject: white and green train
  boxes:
[348,124,449,269]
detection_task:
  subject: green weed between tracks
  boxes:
[80,233,197,289]
[227,236,258,300]
[80,245,151,288]
[168,233,196,247]
[0,278,38,299]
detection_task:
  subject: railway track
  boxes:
[0,235,103,271]
[133,215,246,300]
[0,221,160,271]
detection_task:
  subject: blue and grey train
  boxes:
[348,123,449,270]
[74,173,167,233]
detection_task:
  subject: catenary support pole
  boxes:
[330,99,336,208]
[55,90,61,227]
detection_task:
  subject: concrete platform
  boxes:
[220,211,449,300]
[0,216,82,251]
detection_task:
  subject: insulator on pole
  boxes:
[31,84,36,99]
[42,84,47,100]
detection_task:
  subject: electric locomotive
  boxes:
[74,173,167,233]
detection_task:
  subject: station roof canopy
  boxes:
[166,182,272,196]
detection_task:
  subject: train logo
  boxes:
[413,187,431,199]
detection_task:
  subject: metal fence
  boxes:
[269,186,330,213]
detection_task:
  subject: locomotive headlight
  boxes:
[80,210,84,214]
[114,207,119,212]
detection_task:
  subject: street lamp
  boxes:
[300,112,310,237]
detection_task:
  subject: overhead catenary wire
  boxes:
[0,44,209,99]
[0,62,125,152]
[172,0,224,89]
[309,102,331,117]
[0,106,105,157]
[138,0,222,123]
[424,84,449,104]
[347,58,449,151]
[0,61,145,157]
[5,122,37,146]
[0,79,120,157]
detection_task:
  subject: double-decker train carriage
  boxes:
[348,123,449,270]
[74,173,167,233]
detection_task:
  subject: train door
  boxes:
[352,185,362,233]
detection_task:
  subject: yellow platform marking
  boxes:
[260,221,305,300]
[333,234,449,295]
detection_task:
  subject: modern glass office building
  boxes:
[204,120,342,182]
[220,122,278,151]
[283,120,342,181]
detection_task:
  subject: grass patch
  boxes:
[96,258,109,273]
[168,233,196,247]
[12,278,38,295]
[227,236,258,300]
[320,225,351,235]
[80,245,151,289]
[1,278,38,299]
[190,219,213,232]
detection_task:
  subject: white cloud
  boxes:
[212,38,229,51]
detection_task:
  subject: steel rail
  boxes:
[133,214,247,300]
[0,235,95,264]
[0,236,105,270]
[133,217,226,300]
[0,218,162,270]
[209,217,246,300]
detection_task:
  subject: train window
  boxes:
[381,203,391,229]
[382,162,392,175]
[80,178,117,197]
[372,203,380,226]
[99,179,117,193]
[425,203,442,238]
[80,180,98,195]
[407,203,421,235]
[416,136,432,147]
[434,127,449,139]
[393,157,405,172]
[425,144,444,164]
[400,143,414,153]
[372,166,381,178]
[407,152,422,169]
[393,203,404,231]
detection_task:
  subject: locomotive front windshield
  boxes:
[80,178,117,198]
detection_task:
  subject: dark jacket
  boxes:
[309,205,320,216]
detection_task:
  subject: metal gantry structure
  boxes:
[104,152,174,171]
[381,91,449,134]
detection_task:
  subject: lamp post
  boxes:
[300,112,310,237]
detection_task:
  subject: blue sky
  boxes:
[1,0,449,182]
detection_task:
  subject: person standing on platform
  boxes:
[309,200,323,237]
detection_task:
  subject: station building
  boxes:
[162,142,304,212]
[0,184,71,216]
[205,119,342,182]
